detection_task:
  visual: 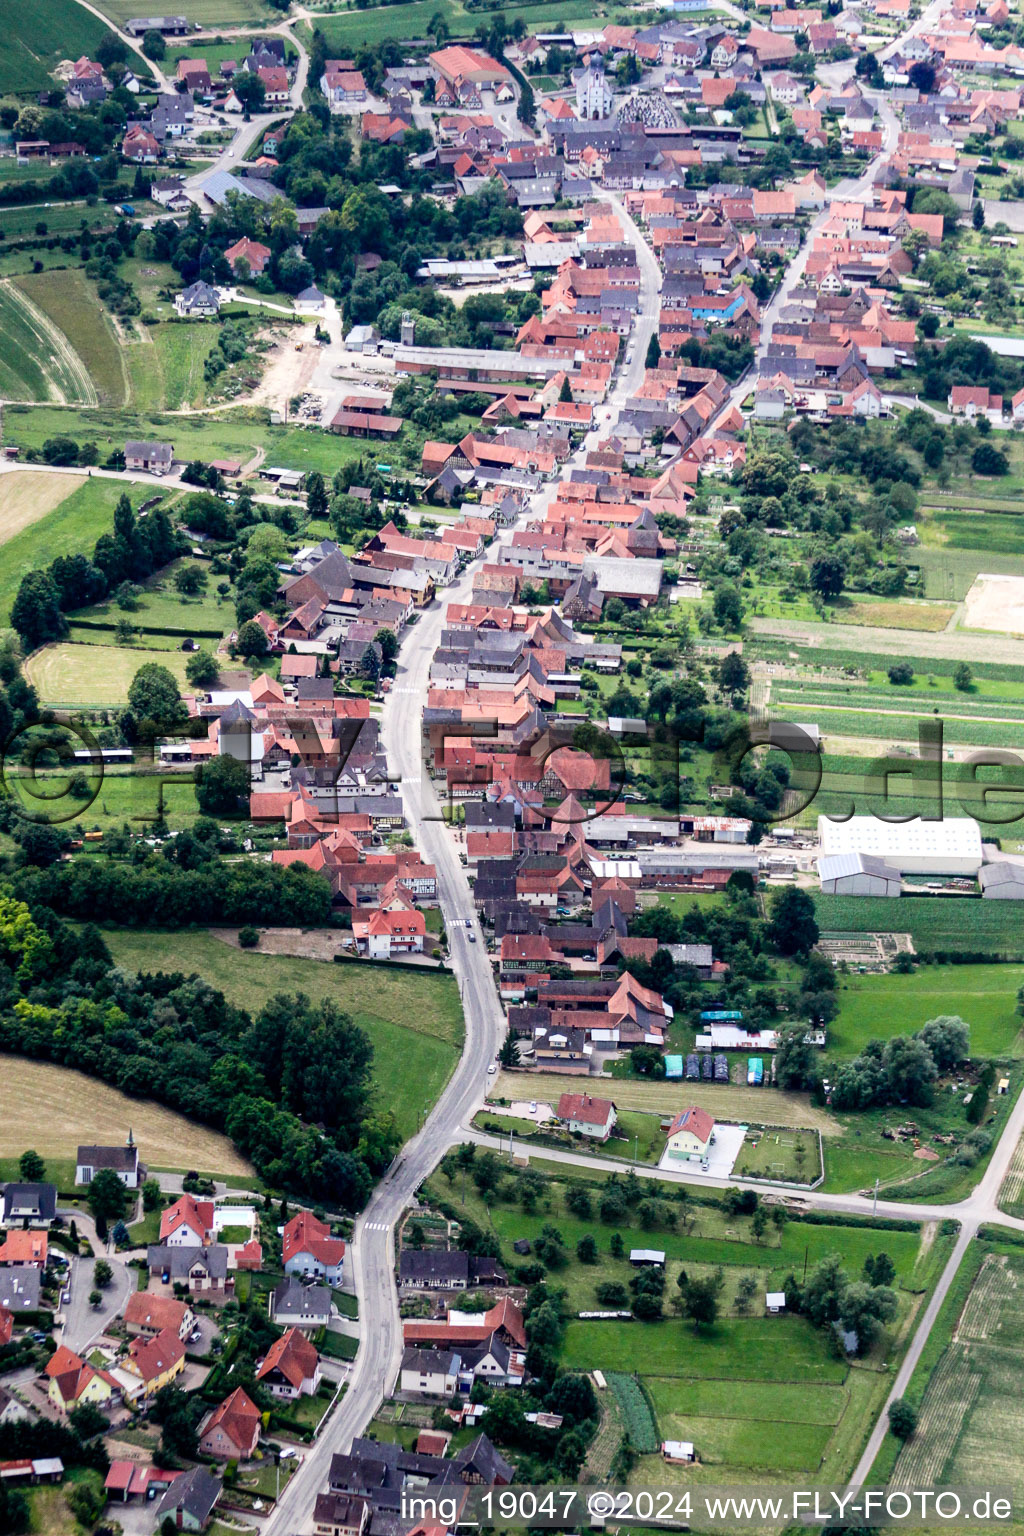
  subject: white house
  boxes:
[555,1091,617,1141]
[766,1291,787,1314]
[664,1106,715,1163]
[351,908,426,959]
[400,1347,460,1397]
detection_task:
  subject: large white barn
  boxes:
[816,816,983,878]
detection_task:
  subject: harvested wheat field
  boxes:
[0,470,85,545]
[0,1054,250,1175]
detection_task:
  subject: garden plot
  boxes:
[962,574,1024,635]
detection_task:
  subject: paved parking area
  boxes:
[658,1122,747,1181]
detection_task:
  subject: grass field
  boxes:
[830,966,1024,1059]
[2,403,380,478]
[311,0,615,47]
[0,470,86,545]
[0,281,96,403]
[813,895,1024,955]
[0,477,162,623]
[77,557,233,639]
[125,324,220,413]
[0,0,113,93]
[103,930,463,1142]
[15,270,127,406]
[0,1052,249,1176]
[24,641,193,707]
[775,701,1024,749]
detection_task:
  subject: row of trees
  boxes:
[11,493,182,652]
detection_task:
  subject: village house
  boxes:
[665,1106,716,1162]
[555,1091,618,1141]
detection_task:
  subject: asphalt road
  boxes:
[57,1209,134,1357]
[263,192,665,1536]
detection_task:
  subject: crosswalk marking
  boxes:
[364,1221,390,1232]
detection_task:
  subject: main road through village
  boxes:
[221,16,1023,1522]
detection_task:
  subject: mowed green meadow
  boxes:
[831,965,1024,1059]
[102,930,464,1141]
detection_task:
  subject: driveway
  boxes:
[658,1123,746,1180]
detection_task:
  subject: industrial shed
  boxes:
[816,816,983,877]
[818,851,902,897]
[979,861,1024,899]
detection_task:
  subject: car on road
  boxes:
[487,1064,497,1074]
[468,931,476,942]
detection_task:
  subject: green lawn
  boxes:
[562,1314,849,1382]
[829,965,1024,1059]
[0,0,116,93]
[103,931,464,1142]
[126,323,221,414]
[0,478,165,623]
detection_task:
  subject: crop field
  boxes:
[838,599,957,632]
[999,1135,1024,1217]
[0,477,159,622]
[774,682,1024,722]
[830,965,1024,1059]
[24,642,194,707]
[774,702,1024,749]
[103,930,463,1142]
[608,1374,659,1454]
[0,281,97,403]
[15,270,127,406]
[812,895,1024,955]
[754,640,1024,685]
[891,1253,1024,1492]
[0,1052,249,1175]
[0,0,112,93]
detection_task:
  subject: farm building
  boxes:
[662,1440,695,1463]
[664,1106,715,1163]
[818,852,902,897]
[979,862,1024,899]
[766,1291,786,1314]
[629,1249,666,1267]
[816,816,984,877]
